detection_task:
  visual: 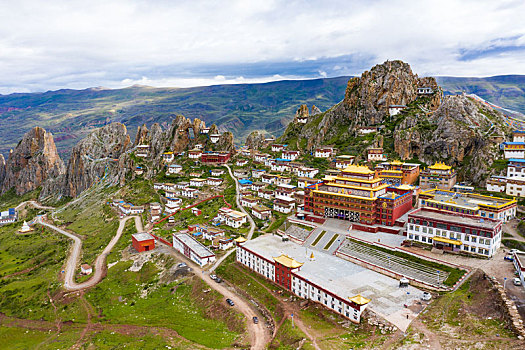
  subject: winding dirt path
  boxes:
[36,215,142,291]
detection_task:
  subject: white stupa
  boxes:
[18,221,33,233]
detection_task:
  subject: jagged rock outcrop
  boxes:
[394,95,509,184]
[280,60,442,150]
[1,127,65,195]
[0,154,5,187]
[279,60,509,185]
[311,105,322,115]
[64,123,131,197]
[245,130,266,150]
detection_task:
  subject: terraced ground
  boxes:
[337,238,466,287]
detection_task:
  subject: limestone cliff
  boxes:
[1,127,65,195]
[63,123,131,197]
[245,130,266,150]
[0,155,5,187]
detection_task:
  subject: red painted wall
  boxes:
[132,237,155,252]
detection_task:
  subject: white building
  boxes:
[163,152,175,163]
[252,169,266,178]
[211,169,225,176]
[217,207,248,228]
[254,153,269,163]
[275,184,296,200]
[167,164,183,175]
[173,233,216,267]
[506,159,525,197]
[315,147,333,158]
[273,197,295,214]
[417,87,434,94]
[190,178,207,187]
[207,177,224,186]
[358,126,377,135]
[181,188,199,198]
[240,196,259,208]
[258,189,274,200]
[297,167,319,178]
[367,148,387,162]
[503,142,525,159]
[136,145,150,157]
[271,161,290,173]
[486,176,507,193]
[388,105,406,116]
[281,151,300,161]
[209,133,221,143]
[272,144,287,152]
[236,159,249,167]
[407,207,502,258]
[252,205,272,220]
[188,150,203,159]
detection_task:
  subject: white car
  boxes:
[421,292,432,301]
[514,277,522,286]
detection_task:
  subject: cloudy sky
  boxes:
[0,0,524,93]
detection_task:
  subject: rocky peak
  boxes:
[311,105,322,115]
[344,60,437,125]
[1,127,65,195]
[245,130,266,150]
[64,122,131,197]
[296,104,309,118]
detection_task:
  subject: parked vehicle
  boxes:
[421,292,432,301]
[253,316,259,324]
[210,274,217,280]
[177,262,187,268]
[514,278,522,286]
[215,277,222,283]
[504,255,514,262]
[226,298,235,306]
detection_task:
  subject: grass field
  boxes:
[86,260,243,348]
[216,253,286,323]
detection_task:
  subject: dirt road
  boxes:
[15,200,55,211]
[157,240,271,349]
[36,215,142,291]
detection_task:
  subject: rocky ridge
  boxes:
[278,60,510,185]
[1,115,234,200]
[1,127,66,195]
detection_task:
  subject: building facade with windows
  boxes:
[419,162,457,190]
[236,235,371,323]
[407,207,502,257]
[376,161,420,185]
[303,165,412,225]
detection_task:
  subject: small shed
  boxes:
[132,232,156,252]
[81,264,93,275]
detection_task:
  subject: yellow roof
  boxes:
[391,160,403,165]
[428,162,452,170]
[273,254,303,268]
[234,237,247,243]
[342,164,375,175]
[349,294,371,305]
[163,151,174,155]
[433,236,462,245]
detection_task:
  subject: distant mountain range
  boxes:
[1,74,525,158]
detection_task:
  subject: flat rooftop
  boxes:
[174,233,214,258]
[242,235,422,329]
[410,209,499,230]
[423,190,515,209]
[132,232,155,242]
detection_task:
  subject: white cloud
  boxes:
[0,0,524,93]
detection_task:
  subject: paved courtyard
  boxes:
[243,235,425,331]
